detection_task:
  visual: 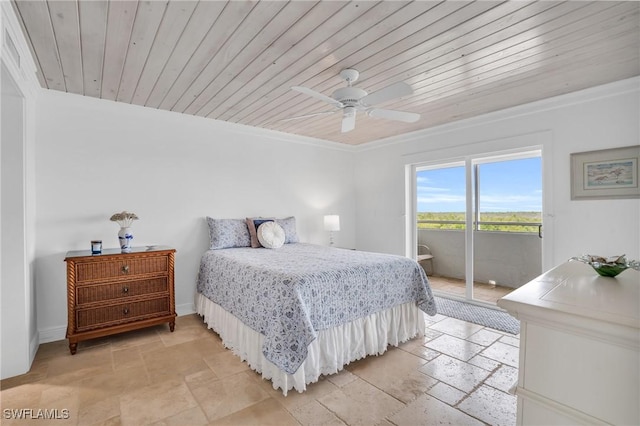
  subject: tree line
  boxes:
[417,212,542,233]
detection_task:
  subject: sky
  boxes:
[417,157,542,213]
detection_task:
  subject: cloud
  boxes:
[417,194,466,204]
[417,186,452,194]
[417,191,542,212]
[479,193,540,204]
[478,193,542,211]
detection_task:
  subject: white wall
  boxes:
[35,91,356,342]
[355,77,640,270]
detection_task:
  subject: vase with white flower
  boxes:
[110,211,138,252]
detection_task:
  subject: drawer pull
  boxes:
[123,307,130,315]
[121,265,129,274]
[122,286,129,294]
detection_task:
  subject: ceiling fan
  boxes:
[288,69,420,133]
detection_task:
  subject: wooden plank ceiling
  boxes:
[12,0,640,145]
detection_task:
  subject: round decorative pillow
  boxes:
[257,221,286,249]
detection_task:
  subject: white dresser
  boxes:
[498,261,639,425]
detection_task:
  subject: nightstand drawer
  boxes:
[76,277,168,305]
[76,297,170,331]
[75,256,169,283]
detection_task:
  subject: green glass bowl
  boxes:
[590,263,629,277]
[571,255,640,278]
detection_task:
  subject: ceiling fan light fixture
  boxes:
[343,106,356,117]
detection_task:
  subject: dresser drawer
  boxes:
[76,296,170,331]
[75,256,169,283]
[76,277,168,305]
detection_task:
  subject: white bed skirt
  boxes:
[195,293,425,395]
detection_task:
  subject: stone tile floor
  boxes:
[1,313,518,425]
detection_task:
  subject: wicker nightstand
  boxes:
[64,246,176,354]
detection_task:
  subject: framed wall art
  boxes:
[570,145,640,200]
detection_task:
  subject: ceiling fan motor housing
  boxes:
[332,87,367,106]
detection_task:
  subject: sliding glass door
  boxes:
[415,151,542,305]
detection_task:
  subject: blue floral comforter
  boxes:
[197,243,436,374]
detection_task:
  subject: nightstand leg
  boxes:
[169,321,175,332]
[69,342,77,355]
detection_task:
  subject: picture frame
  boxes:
[570,145,640,200]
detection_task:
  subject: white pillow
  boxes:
[257,221,285,249]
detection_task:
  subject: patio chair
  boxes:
[417,244,434,275]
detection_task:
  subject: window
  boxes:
[417,155,542,233]
[417,163,466,230]
[475,156,542,233]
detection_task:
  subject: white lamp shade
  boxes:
[324,215,340,232]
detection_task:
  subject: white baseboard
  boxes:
[176,302,195,316]
[38,325,66,344]
[38,304,197,344]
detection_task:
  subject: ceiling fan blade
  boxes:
[341,107,356,133]
[291,86,343,108]
[367,108,420,123]
[360,82,413,106]
[278,110,337,123]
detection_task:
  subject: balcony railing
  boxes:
[417,225,542,289]
[418,220,542,236]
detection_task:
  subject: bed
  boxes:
[196,217,437,394]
